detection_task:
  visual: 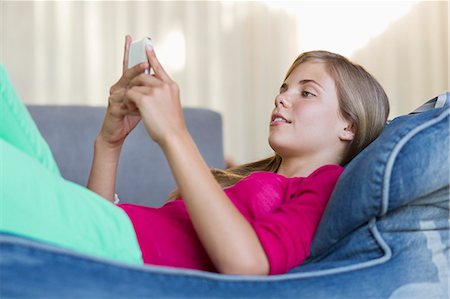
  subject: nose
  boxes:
[274,94,289,108]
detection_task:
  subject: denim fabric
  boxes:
[1,92,448,298]
[0,221,447,299]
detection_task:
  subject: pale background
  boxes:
[1,0,448,164]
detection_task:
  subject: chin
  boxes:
[269,138,313,158]
[268,137,287,156]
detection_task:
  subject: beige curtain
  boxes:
[351,1,449,117]
[1,1,447,164]
[1,1,298,164]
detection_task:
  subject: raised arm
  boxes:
[87,35,146,203]
[87,137,122,203]
[123,47,269,275]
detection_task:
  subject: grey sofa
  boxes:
[27,105,225,207]
[1,93,449,299]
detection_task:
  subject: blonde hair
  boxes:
[168,50,389,200]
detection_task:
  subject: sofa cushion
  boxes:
[27,106,225,207]
[310,92,449,257]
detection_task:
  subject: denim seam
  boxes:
[0,231,391,282]
[381,93,449,216]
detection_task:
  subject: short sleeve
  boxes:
[249,165,343,275]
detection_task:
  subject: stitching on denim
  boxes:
[382,93,450,216]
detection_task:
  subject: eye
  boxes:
[301,90,316,97]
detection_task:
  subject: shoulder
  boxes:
[307,164,344,180]
[288,164,344,203]
[293,164,344,196]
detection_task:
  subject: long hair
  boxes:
[168,50,389,200]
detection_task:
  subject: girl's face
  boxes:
[268,61,352,160]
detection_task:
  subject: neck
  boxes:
[276,154,341,178]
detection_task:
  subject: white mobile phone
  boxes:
[127,37,153,74]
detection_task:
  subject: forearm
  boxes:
[160,132,269,275]
[86,136,122,203]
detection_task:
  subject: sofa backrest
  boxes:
[27,105,225,207]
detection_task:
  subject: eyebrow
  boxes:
[298,79,325,91]
[279,79,325,92]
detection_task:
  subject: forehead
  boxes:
[286,61,335,90]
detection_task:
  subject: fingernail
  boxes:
[146,44,153,52]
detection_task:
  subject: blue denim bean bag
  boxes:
[310,91,449,258]
[1,92,449,299]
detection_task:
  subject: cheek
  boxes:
[293,105,340,137]
[293,104,325,127]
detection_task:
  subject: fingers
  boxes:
[128,86,154,97]
[118,39,171,90]
[146,47,172,83]
[121,97,140,116]
[128,73,162,88]
[123,85,162,110]
[122,35,132,73]
[124,87,145,109]
[116,62,150,88]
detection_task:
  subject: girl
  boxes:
[0,36,389,276]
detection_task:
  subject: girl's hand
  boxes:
[98,35,148,148]
[123,47,188,146]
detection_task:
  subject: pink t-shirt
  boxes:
[118,164,343,275]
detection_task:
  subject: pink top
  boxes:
[118,164,343,275]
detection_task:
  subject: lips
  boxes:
[270,113,292,126]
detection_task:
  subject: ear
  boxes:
[339,123,355,141]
